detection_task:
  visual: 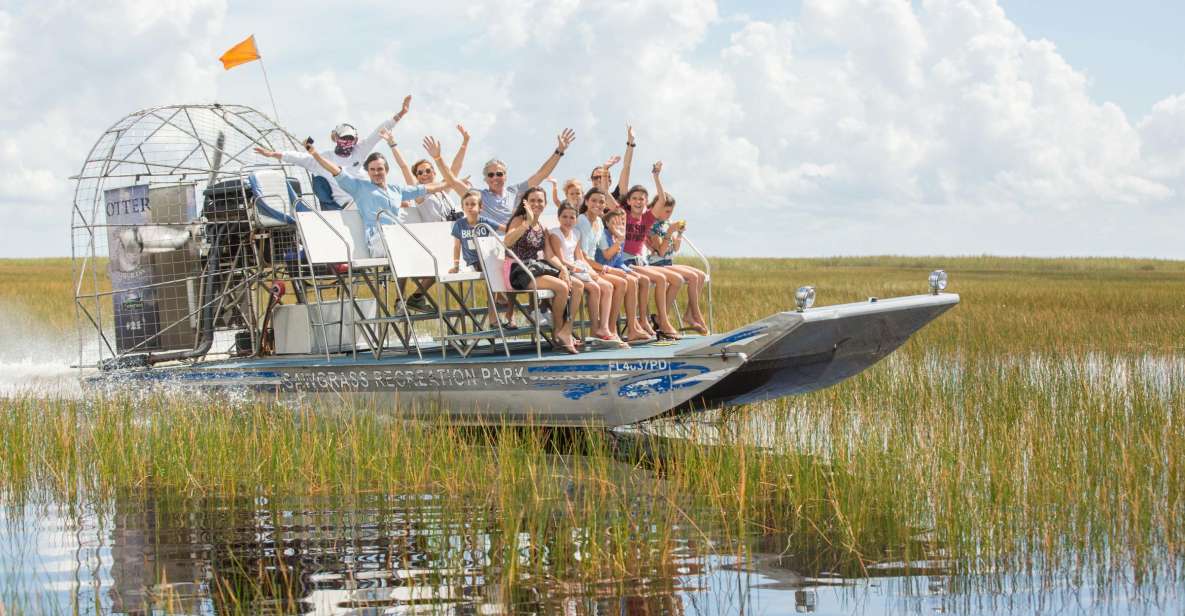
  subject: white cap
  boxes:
[333,123,357,140]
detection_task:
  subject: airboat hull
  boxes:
[85,293,957,426]
[678,293,960,410]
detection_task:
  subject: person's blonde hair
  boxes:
[561,178,583,197]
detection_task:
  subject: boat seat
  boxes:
[472,229,557,357]
[295,209,387,268]
[249,169,312,228]
[378,220,480,282]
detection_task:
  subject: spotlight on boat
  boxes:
[795,286,816,312]
[928,269,948,295]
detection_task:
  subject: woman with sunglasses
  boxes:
[385,124,471,223]
[477,128,576,227]
[255,95,413,210]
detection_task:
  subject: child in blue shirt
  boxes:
[448,190,503,273]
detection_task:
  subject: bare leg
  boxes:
[579,277,598,339]
[590,278,615,339]
[569,277,586,341]
[601,270,628,334]
[631,271,655,337]
[659,267,684,327]
[634,266,678,335]
[597,278,615,338]
[671,265,706,331]
[532,276,575,351]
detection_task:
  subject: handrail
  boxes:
[497,224,546,358]
[294,201,354,361]
[679,234,714,334]
[473,223,512,358]
[374,210,445,360]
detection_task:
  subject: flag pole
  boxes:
[257,58,281,124]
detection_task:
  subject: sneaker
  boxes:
[397,293,433,314]
[533,308,552,328]
[407,293,431,312]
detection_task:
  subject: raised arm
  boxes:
[304,140,342,176]
[422,136,470,196]
[253,146,283,160]
[358,95,412,153]
[451,124,470,176]
[546,178,560,207]
[617,125,635,195]
[524,128,576,188]
[651,161,666,210]
[381,129,416,184]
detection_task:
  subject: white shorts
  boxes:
[366,228,387,259]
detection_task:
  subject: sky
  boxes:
[2,0,1183,259]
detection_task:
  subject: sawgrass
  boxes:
[1,255,1183,612]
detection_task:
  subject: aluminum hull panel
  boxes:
[684,293,959,408]
[87,342,747,427]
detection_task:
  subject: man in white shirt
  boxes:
[254,95,413,209]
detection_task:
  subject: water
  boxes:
[3,479,1182,614]
[3,351,1184,614]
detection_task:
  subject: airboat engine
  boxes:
[70,104,314,370]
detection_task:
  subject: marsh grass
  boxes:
[1,256,1184,612]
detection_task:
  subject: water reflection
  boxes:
[5,431,1182,615]
[104,490,706,614]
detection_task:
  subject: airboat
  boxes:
[71,104,958,426]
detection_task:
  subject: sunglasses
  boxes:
[591,174,609,180]
[415,167,434,175]
[486,171,505,178]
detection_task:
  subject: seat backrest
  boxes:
[474,233,512,293]
[378,221,455,278]
[249,170,298,227]
[296,209,372,264]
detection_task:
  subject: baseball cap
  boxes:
[333,123,358,140]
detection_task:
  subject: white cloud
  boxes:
[0,0,226,255]
[2,0,1182,258]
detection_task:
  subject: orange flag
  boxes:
[219,35,260,70]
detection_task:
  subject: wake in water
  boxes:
[0,304,83,397]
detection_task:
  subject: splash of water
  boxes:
[0,304,82,397]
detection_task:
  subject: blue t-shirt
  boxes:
[335,173,426,236]
[450,215,499,266]
[595,228,628,269]
[479,181,529,227]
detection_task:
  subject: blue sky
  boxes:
[2,0,1183,258]
[999,1,1185,117]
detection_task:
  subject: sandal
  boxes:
[657,330,681,341]
[596,333,631,349]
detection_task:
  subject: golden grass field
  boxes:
[1,255,1183,611]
